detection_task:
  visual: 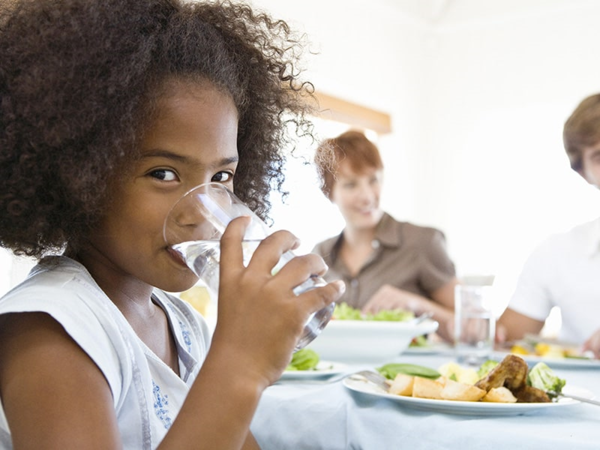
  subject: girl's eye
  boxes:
[149,169,178,182]
[211,171,233,183]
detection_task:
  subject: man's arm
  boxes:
[496,308,545,342]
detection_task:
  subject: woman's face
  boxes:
[330,161,384,231]
[86,81,239,293]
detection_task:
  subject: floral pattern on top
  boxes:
[152,380,173,430]
[179,320,192,354]
[166,303,193,354]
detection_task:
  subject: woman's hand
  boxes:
[362,284,454,341]
[362,284,420,314]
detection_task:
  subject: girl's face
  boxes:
[87,81,239,293]
[330,161,384,232]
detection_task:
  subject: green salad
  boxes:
[332,302,414,322]
[285,348,320,371]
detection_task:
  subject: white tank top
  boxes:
[0,256,211,449]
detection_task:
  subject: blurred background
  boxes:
[3,0,600,326]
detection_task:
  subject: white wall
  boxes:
[3,1,600,309]
[418,0,600,305]
[253,0,600,311]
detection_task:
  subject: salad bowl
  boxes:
[306,317,439,364]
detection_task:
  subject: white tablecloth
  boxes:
[251,354,600,450]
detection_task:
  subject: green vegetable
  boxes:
[527,362,566,399]
[332,302,414,322]
[477,360,500,379]
[332,303,363,320]
[377,363,441,380]
[409,335,429,348]
[368,309,414,322]
[285,348,320,371]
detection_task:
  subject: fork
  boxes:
[348,370,391,392]
[553,392,600,407]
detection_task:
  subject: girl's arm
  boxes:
[0,218,342,449]
[0,312,121,449]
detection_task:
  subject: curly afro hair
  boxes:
[0,0,315,258]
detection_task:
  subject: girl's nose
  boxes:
[165,206,219,246]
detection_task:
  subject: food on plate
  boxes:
[389,373,414,396]
[440,378,486,402]
[412,376,445,400]
[527,362,566,399]
[475,354,528,392]
[477,360,499,378]
[285,348,320,371]
[475,355,553,403]
[512,385,550,403]
[377,363,441,380]
[332,302,414,322]
[377,355,566,403]
[510,337,591,360]
[481,387,517,403]
[408,335,429,348]
[438,362,479,385]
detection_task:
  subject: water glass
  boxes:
[163,182,335,351]
[454,284,496,366]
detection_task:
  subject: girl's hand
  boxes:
[209,216,344,385]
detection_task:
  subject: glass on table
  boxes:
[163,182,335,350]
[454,283,496,366]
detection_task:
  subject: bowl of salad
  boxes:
[306,303,439,364]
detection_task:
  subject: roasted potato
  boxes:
[389,373,414,396]
[412,376,445,400]
[440,378,486,402]
[481,386,517,403]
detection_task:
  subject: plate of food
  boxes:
[497,336,600,369]
[343,377,591,415]
[278,348,348,380]
[499,353,600,369]
[343,355,595,415]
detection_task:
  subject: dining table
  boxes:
[250,350,600,449]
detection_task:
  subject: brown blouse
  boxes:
[312,213,456,309]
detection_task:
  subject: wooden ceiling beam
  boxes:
[312,91,392,135]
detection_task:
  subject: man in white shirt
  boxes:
[498,93,600,358]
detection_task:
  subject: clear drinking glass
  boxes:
[454,284,496,366]
[163,182,335,350]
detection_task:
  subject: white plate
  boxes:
[493,352,600,370]
[403,343,453,355]
[279,361,348,380]
[342,377,593,415]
